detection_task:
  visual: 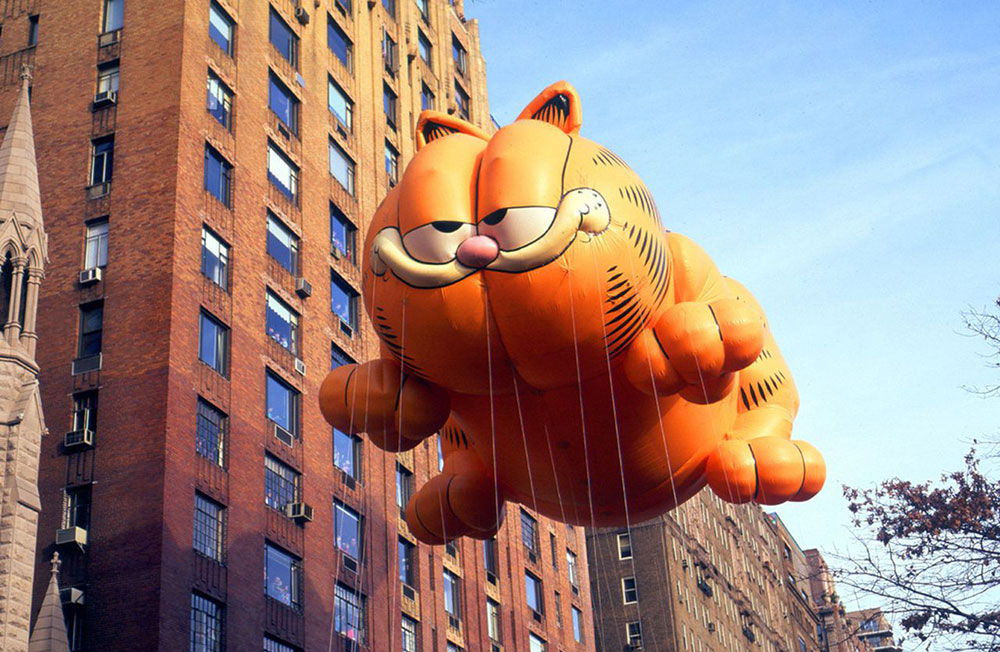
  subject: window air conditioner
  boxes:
[273,423,294,446]
[401,583,416,600]
[98,30,121,47]
[64,429,94,449]
[294,358,306,376]
[285,502,314,523]
[295,277,312,298]
[339,318,354,338]
[56,526,88,549]
[79,267,102,285]
[491,644,503,652]
[342,555,358,573]
[60,587,86,605]
[93,90,118,109]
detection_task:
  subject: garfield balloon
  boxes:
[319,81,825,544]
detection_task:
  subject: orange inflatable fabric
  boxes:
[319,81,826,545]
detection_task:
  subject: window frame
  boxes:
[334,499,363,561]
[330,272,359,332]
[417,30,432,66]
[329,202,356,262]
[266,211,299,275]
[78,302,104,358]
[329,139,356,195]
[90,136,114,187]
[333,428,361,480]
[451,34,467,76]
[383,83,398,130]
[268,8,298,68]
[102,0,123,33]
[626,621,643,648]
[443,569,461,618]
[265,541,303,610]
[84,219,109,270]
[333,584,365,644]
[622,576,638,604]
[198,310,229,377]
[525,571,543,614]
[196,398,227,467]
[208,2,234,56]
[265,290,299,356]
[97,61,120,95]
[264,453,300,511]
[327,16,353,72]
[204,144,233,207]
[201,226,229,291]
[420,83,435,111]
[265,370,299,437]
[398,537,415,586]
[617,532,633,560]
[520,509,539,556]
[267,141,299,203]
[328,77,354,133]
[384,140,399,186]
[206,69,233,130]
[395,463,413,517]
[268,72,299,135]
[193,492,225,562]
[454,81,470,120]
[190,593,224,652]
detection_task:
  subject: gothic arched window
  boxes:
[0,252,12,323]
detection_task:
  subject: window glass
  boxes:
[617,532,632,559]
[267,143,298,201]
[333,429,360,478]
[383,84,397,129]
[201,227,229,290]
[63,486,91,529]
[264,636,297,652]
[85,221,108,269]
[206,71,232,129]
[418,31,431,65]
[331,342,353,368]
[382,30,397,74]
[79,304,103,357]
[329,140,355,195]
[334,585,363,643]
[334,500,361,559]
[567,549,578,586]
[525,572,542,612]
[190,593,223,652]
[266,543,302,608]
[196,399,226,466]
[266,213,298,274]
[529,633,546,652]
[385,141,399,186]
[72,392,98,433]
[327,18,352,71]
[266,292,298,354]
[266,372,297,434]
[330,273,357,329]
[102,0,123,32]
[443,570,460,616]
[264,455,299,510]
[330,203,355,261]
[269,74,298,134]
[622,576,638,603]
[97,63,119,94]
[483,538,498,576]
[395,464,412,516]
[398,538,414,584]
[572,606,583,643]
[487,599,501,642]
[401,616,417,652]
[328,79,353,131]
[27,15,37,47]
[421,84,434,111]
[269,9,297,66]
[204,145,232,206]
[382,0,396,17]
[452,35,467,75]
[626,621,642,647]
[454,81,469,120]
[91,137,114,186]
[521,510,538,554]
[209,2,234,55]
[198,312,228,375]
[415,0,428,20]
[193,493,224,561]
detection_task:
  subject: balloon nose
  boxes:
[456,235,499,268]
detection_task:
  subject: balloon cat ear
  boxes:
[415,111,490,150]
[516,80,582,134]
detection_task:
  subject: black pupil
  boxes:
[482,209,506,226]
[432,221,463,233]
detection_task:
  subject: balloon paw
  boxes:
[706,437,825,505]
[405,469,505,545]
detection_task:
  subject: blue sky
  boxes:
[467,0,1000,594]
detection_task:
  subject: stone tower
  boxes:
[0,67,49,652]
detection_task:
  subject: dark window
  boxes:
[0,254,10,321]
[525,571,543,613]
[27,15,37,47]
[204,144,232,206]
[418,31,431,66]
[90,137,114,186]
[333,429,360,479]
[264,636,297,652]
[198,311,229,376]
[71,392,98,433]
[617,532,632,559]
[201,227,229,290]
[78,303,103,357]
[206,70,232,129]
[520,510,538,555]
[421,83,434,111]
[267,142,299,202]
[626,621,641,648]
[384,141,399,186]
[329,140,355,195]
[208,2,234,56]
[190,593,223,652]
[331,342,353,369]
[554,591,562,627]
[264,454,299,510]
[67,607,84,652]
[269,9,298,67]
[395,463,412,517]
[266,542,302,609]
[383,83,397,130]
[269,73,298,135]
[483,538,498,577]
[63,486,91,529]
[266,291,298,355]
[382,30,397,76]
[193,493,224,561]
[84,220,108,269]
[398,537,415,585]
[622,576,638,603]
[452,35,467,76]
[443,570,460,617]
[330,273,358,332]
[334,500,362,560]
[454,81,469,120]
[102,0,123,33]
[97,62,119,95]
[328,79,353,132]
[196,398,226,466]
[550,532,558,568]
[327,17,352,72]
[266,212,298,274]
[330,203,356,262]
[266,371,298,436]
[333,584,364,644]
[333,0,352,16]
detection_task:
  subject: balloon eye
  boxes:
[402,221,476,264]
[478,206,557,251]
[432,221,464,233]
[481,210,506,226]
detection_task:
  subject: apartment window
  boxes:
[483,538,498,578]
[573,607,584,643]
[196,399,226,466]
[626,621,642,648]
[266,371,299,437]
[329,140,355,195]
[198,311,229,376]
[618,532,633,559]
[521,510,539,556]
[451,35,467,76]
[67,607,84,652]
[566,549,579,588]
[331,342,353,368]
[193,493,224,561]
[204,144,232,206]
[63,486,91,529]
[384,141,399,186]
[84,220,108,269]
[446,645,462,652]
[327,18,352,72]
[266,292,298,355]
[90,136,114,186]
[443,570,460,618]
[207,70,232,129]
[525,571,543,614]
[201,227,229,290]
[382,0,396,17]
[401,616,418,652]
[266,542,302,609]
[334,0,353,15]
[529,632,546,652]
[436,437,444,471]
[486,599,501,642]
[78,303,103,358]
[190,593,223,652]
[417,30,431,66]
[333,429,360,479]
[798,636,808,652]
[382,30,397,75]
[269,74,298,134]
[264,637,297,652]
[266,212,298,274]
[264,454,299,510]
[97,62,119,94]
[416,0,429,21]
[209,2,234,56]
[395,463,412,517]
[454,81,469,120]
[267,142,299,202]
[71,392,98,433]
[330,203,356,262]
[383,83,397,130]
[330,272,358,331]
[420,83,434,111]
[328,83,353,137]
[269,9,298,67]
[554,591,563,627]
[102,0,123,33]
[27,15,37,47]
[333,584,364,644]
[550,532,558,568]
[622,576,638,604]
[334,500,362,560]
[398,537,415,585]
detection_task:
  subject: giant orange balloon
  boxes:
[319,81,825,544]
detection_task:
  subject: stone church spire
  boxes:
[0,66,50,652]
[27,555,69,652]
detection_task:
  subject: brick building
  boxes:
[845,609,900,652]
[11,0,593,651]
[586,491,827,652]
[804,549,871,652]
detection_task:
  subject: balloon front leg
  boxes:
[318,358,450,451]
[705,436,826,505]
